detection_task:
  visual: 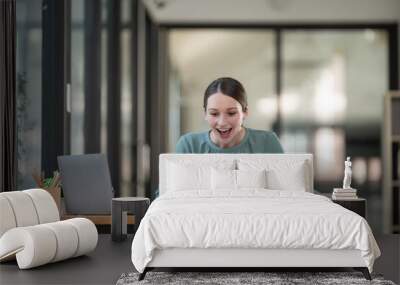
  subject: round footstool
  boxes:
[111,197,150,242]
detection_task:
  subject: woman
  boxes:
[176,77,284,153]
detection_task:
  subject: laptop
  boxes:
[57,153,114,215]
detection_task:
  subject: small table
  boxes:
[332,197,366,218]
[111,197,150,242]
[318,193,367,218]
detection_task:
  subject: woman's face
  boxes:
[205,92,247,148]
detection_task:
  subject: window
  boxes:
[16,0,42,189]
[167,27,391,232]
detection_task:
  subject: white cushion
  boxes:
[0,226,57,269]
[65,218,98,257]
[0,191,39,227]
[0,218,97,269]
[0,189,98,269]
[237,169,267,189]
[161,155,235,195]
[159,154,313,194]
[167,162,211,191]
[238,159,309,192]
[166,160,235,192]
[23,189,60,223]
[0,189,59,233]
[0,196,16,237]
[266,165,306,191]
[211,169,267,190]
[42,221,79,262]
[211,168,236,190]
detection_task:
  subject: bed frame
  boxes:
[138,154,372,281]
[139,248,371,280]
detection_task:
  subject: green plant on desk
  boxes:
[43,176,61,189]
[32,170,62,211]
[32,170,61,189]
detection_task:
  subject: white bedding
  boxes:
[131,190,380,273]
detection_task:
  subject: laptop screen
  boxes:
[57,154,114,215]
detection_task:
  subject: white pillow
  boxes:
[166,159,236,192]
[167,162,211,191]
[266,167,306,191]
[211,168,236,190]
[211,168,267,190]
[238,159,308,192]
[237,169,267,189]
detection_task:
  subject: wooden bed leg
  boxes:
[354,267,371,280]
[138,268,148,281]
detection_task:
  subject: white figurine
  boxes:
[343,157,352,189]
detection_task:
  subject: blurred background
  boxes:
[15,0,400,233]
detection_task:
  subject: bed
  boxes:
[131,154,380,280]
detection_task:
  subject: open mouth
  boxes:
[216,128,232,139]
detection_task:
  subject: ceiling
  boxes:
[143,0,400,25]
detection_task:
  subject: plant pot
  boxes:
[45,187,61,213]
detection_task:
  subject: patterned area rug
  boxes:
[116,271,396,285]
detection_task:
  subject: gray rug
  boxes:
[116,271,396,285]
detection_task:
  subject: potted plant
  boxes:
[32,171,61,212]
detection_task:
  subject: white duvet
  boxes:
[131,190,380,273]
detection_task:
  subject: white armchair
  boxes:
[0,189,98,269]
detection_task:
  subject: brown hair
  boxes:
[203,77,248,112]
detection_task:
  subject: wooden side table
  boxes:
[332,198,366,218]
[111,197,150,242]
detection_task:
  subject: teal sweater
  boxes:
[176,128,284,154]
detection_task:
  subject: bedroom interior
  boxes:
[1,0,399,284]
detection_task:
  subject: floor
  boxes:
[0,235,133,285]
[0,234,399,285]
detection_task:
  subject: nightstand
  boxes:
[332,198,366,218]
[318,193,366,218]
